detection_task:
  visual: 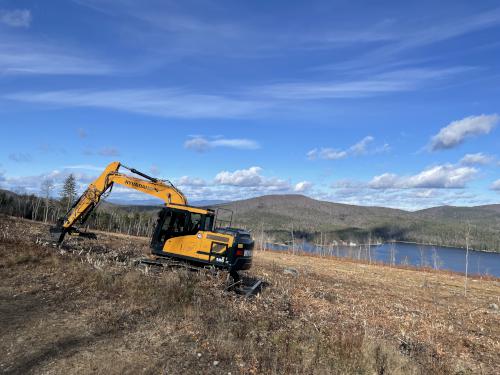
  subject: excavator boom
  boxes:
[52,161,187,243]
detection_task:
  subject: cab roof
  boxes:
[166,203,215,215]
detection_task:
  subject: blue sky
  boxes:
[1,0,500,210]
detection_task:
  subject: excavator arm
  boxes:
[52,161,187,243]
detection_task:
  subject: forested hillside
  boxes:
[214,195,500,252]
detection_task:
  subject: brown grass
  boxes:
[1,215,499,374]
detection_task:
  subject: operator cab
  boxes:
[150,205,254,271]
[151,207,214,248]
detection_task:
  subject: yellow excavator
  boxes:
[50,161,261,294]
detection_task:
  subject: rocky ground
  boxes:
[0,215,499,374]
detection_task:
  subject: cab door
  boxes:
[163,212,203,260]
[161,210,190,256]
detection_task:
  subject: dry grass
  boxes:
[0,215,499,374]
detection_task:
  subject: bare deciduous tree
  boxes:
[41,179,54,223]
[464,221,471,296]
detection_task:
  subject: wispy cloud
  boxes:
[0,9,31,28]
[323,8,500,74]
[5,89,266,119]
[460,153,495,166]
[307,148,347,160]
[428,114,498,151]
[0,39,113,75]
[349,136,375,155]
[308,136,382,160]
[253,67,470,100]
[184,136,259,152]
[64,164,105,171]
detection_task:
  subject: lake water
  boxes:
[264,241,500,277]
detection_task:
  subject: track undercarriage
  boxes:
[138,256,264,297]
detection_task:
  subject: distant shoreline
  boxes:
[266,240,499,254]
[387,240,498,254]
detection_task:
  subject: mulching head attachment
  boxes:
[226,270,266,297]
[49,226,97,245]
[138,257,266,297]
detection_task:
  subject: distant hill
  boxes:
[211,194,500,251]
[474,204,500,214]
[210,194,411,230]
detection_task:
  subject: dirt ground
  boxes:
[0,215,499,374]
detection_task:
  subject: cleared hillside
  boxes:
[1,216,499,374]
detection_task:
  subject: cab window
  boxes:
[189,213,202,234]
[155,210,213,246]
[202,215,214,231]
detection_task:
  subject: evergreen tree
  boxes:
[60,174,77,211]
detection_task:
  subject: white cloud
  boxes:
[368,173,400,189]
[184,136,259,152]
[307,148,347,160]
[214,166,289,191]
[0,9,31,28]
[349,136,374,155]
[369,164,478,189]
[6,89,265,119]
[294,181,313,192]
[183,137,210,152]
[460,152,494,166]
[405,165,477,188]
[429,114,498,151]
[308,135,382,160]
[2,169,97,195]
[176,176,206,187]
[491,179,500,191]
[326,186,484,211]
[214,167,264,187]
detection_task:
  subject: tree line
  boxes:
[0,174,159,238]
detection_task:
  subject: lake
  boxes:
[264,241,500,277]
